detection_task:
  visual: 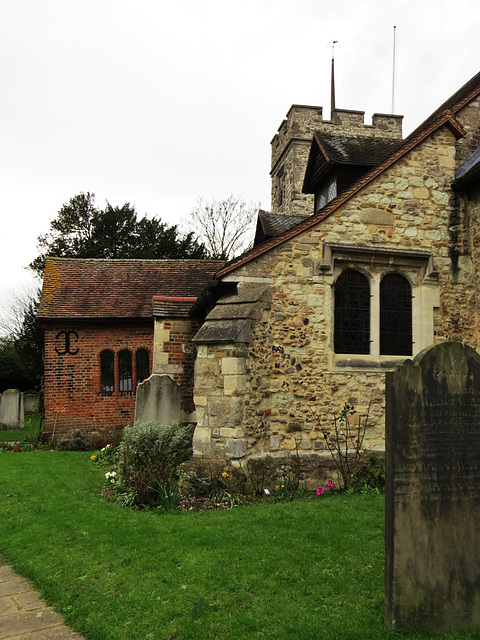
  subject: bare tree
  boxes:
[0,282,41,337]
[185,195,258,260]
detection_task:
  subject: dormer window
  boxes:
[315,175,337,211]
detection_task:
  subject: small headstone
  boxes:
[134,374,182,425]
[0,389,24,429]
[385,341,480,632]
[24,392,40,413]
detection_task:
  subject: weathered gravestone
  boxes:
[134,374,182,425]
[0,389,24,429]
[385,341,480,632]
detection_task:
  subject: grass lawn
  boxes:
[0,412,42,442]
[0,452,475,640]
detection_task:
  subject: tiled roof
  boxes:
[215,108,467,280]
[39,258,225,320]
[257,210,308,238]
[313,132,402,166]
[152,296,198,318]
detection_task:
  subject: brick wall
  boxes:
[43,321,153,441]
[153,318,199,418]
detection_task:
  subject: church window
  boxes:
[100,350,114,396]
[380,273,412,356]
[118,349,133,394]
[136,349,150,385]
[334,269,370,354]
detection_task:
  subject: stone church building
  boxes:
[39,70,480,464]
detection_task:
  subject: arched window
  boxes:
[118,350,133,393]
[136,349,150,385]
[334,269,370,354]
[380,273,412,356]
[100,350,114,396]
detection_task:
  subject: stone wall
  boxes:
[192,343,248,462]
[43,322,153,440]
[270,104,403,217]
[195,117,479,466]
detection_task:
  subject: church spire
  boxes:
[330,40,338,117]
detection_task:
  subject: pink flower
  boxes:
[326,481,335,490]
[316,486,325,495]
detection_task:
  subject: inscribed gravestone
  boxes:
[385,342,480,632]
[134,374,182,425]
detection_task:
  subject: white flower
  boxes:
[264,489,270,495]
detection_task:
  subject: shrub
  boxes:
[57,429,92,451]
[114,421,193,510]
[350,452,385,493]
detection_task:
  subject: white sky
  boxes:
[1,0,479,312]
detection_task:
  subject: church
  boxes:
[39,70,480,466]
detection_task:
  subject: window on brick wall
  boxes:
[100,350,114,396]
[118,350,133,394]
[136,349,150,385]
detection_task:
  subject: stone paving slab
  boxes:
[0,557,86,639]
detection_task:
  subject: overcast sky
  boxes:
[1,0,479,316]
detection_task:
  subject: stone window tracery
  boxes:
[334,268,414,358]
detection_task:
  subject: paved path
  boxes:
[0,557,86,639]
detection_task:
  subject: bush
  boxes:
[350,453,385,493]
[57,429,92,451]
[114,421,193,510]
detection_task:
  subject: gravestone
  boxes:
[134,374,182,425]
[385,341,480,632]
[0,389,24,429]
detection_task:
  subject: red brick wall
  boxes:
[43,321,153,441]
[162,320,199,415]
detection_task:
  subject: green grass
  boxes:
[0,412,42,442]
[0,453,477,640]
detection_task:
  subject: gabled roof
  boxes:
[303,132,402,193]
[215,108,466,280]
[315,131,401,166]
[254,210,308,245]
[39,257,225,321]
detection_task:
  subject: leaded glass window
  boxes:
[100,350,114,396]
[334,269,370,354]
[380,273,412,356]
[118,349,133,393]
